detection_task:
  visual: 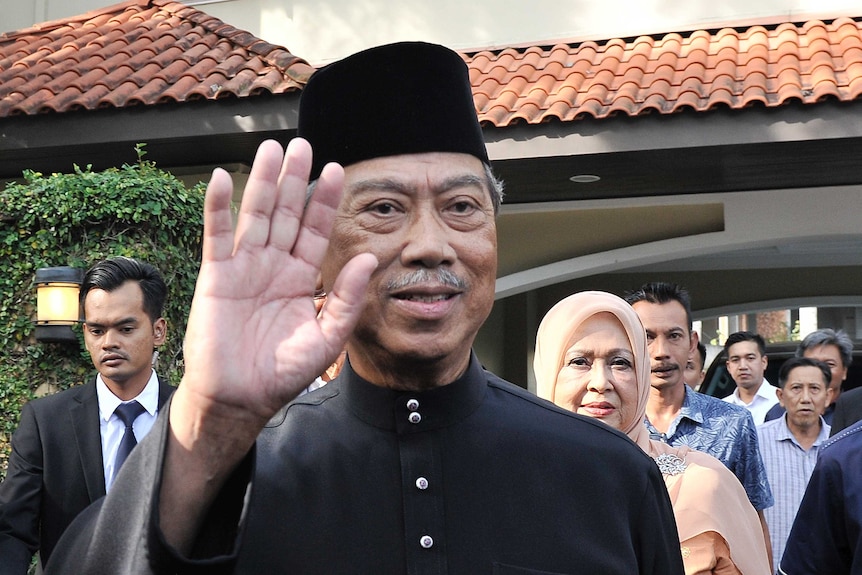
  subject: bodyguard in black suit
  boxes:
[0,257,174,573]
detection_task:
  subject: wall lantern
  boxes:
[35,266,84,343]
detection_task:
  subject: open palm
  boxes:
[180,138,377,424]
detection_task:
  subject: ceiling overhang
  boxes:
[0,91,302,182]
[487,99,862,204]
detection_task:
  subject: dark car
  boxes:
[699,342,862,399]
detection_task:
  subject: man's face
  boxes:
[777,365,832,432]
[83,280,165,393]
[684,353,705,388]
[321,152,497,378]
[631,300,695,391]
[725,340,767,392]
[802,344,847,399]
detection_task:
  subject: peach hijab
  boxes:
[534,291,770,575]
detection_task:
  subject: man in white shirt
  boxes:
[723,331,779,424]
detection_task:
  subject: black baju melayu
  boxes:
[46,355,683,575]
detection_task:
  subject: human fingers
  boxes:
[268,138,314,254]
[290,160,344,283]
[233,140,285,254]
[317,253,378,351]
[202,167,237,264]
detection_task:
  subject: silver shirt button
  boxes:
[406,398,419,411]
[415,477,429,490]
[419,535,434,549]
[408,412,422,424]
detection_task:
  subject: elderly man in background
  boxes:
[765,328,854,428]
[757,357,832,571]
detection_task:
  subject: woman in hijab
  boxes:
[534,291,771,575]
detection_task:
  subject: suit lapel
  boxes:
[69,378,107,500]
[68,374,174,501]
[156,376,175,409]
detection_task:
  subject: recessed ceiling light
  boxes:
[569,174,601,183]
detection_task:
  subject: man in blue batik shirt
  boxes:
[625,282,774,567]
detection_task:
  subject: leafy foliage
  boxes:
[0,145,205,477]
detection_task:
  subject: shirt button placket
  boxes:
[399,396,446,572]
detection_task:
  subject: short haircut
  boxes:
[80,256,167,323]
[796,328,854,368]
[724,331,766,356]
[777,356,831,389]
[623,282,693,330]
[694,341,707,369]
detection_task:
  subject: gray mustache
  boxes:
[387,268,467,291]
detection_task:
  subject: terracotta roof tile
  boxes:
[739,83,769,107]
[69,83,111,109]
[0,0,312,116]
[159,74,203,102]
[100,81,140,108]
[468,16,862,126]
[43,70,82,94]
[46,85,86,112]
[97,64,136,90]
[4,6,861,127]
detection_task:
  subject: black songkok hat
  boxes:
[298,41,489,180]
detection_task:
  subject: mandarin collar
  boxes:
[339,352,486,433]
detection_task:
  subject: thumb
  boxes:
[317,253,378,355]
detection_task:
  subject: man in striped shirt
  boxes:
[757,357,833,571]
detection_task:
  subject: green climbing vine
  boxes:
[0,145,206,477]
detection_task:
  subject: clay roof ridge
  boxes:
[147,0,313,82]
[0,0,315,116]
[0,0,150,39]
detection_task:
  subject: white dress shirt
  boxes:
[97,370,160,491]
[723,378,779,424]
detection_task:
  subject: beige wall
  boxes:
[3,0,860,64]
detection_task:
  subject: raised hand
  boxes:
[180,138,376,424]
[159,139,376,551]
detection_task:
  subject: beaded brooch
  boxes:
[654,453,688,476]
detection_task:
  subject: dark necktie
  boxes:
[113,401,146,479]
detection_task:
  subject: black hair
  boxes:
[723,331,766,356]
[777,357,831,389]
[695,341,707,369]
[80,256,166,323]
[623,282,693,330]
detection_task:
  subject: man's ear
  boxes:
[689,329,699,355]
[776,388,785,408]
[153,317,167,345]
